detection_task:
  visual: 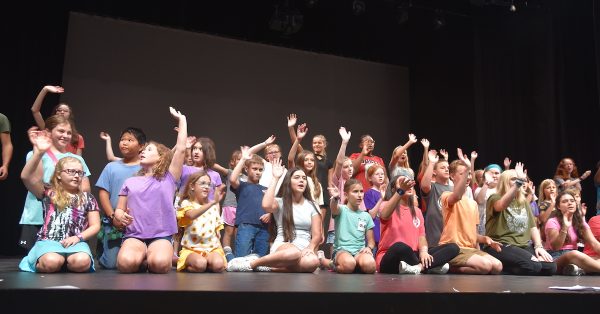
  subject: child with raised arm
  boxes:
[114,107,187,274]
[227,158,322,273]
[484,162,556,275]
[287,123,324,209]
[438,149,503,274]
[554,157,592,193]
[350,134,386,191]
[322,179,376,274]
[19,116,92,251]
[230,136,276,258]
[176,171,226,272]
[420,150,452,247]
[95,127,146,269]
[389,134,417,179]
[19,131,100,272]
[474,164,501,237]
[377,173,458,274]
[30,85,84,155]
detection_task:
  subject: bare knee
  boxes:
[186,257,207,273]
[148,255,172,274]
[336,256,357,274]
[209,257,225,273]
[117,253,143,273]
[67,253,91,272]
[37,254,65,273]
[299,255,320,272]
[359,259,376,274]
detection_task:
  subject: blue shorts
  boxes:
[123,236,173,246]
[19,240,95,273]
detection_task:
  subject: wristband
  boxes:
[534,243,543,250]
[77,234,84,242]
[396,189,405,196]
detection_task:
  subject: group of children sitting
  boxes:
[16,86,600,276]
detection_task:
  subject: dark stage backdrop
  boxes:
[61,12,410,205]
[2,0,599,256]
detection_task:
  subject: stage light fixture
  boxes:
[352,0,366,16]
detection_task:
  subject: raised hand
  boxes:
[484,171,494,185]
[514,162,526,179]
[428,150,439,163]
[504,157,512,170]
[471,151,478,160]
[287,113,297,127]
[240,145,252,161]
[44,85,64,94]
[100,132,111,141]
[169,106,185,120]
[32,130,52,153]
[214,185,226,204]
[339,127,351,143]
[581,170,592,180]
[328,185,340,199]
[272,157,284,178]
[421,138,430,148]
[264,135,276,146]
[408,133,417,144]
[397,176,416,191]
[185,136,197,149]
[457,148,471,168]
[439,149,448,161]
[379,183,387,198]
[297,123,308,140]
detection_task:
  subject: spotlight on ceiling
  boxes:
[352,0,366,16]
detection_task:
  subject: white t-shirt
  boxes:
[271,197,320,253]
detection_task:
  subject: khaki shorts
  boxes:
[449,247,490,266]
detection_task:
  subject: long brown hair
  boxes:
[554,158,580,180]
[295,150,321,200]
[551,190,586,243]
[276,167,319,242]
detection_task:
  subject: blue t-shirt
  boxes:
[95,160,141,208]
[233,181,267,226]
[20,151,91,225]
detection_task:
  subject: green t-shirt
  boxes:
[333,205,375,255]
[485,193,535,247]
[0,113,10,133]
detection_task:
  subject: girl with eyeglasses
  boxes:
[19,131,100,273]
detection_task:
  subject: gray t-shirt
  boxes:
[271,197,319,252]
[0,113,10,133]
[422,182,452,247]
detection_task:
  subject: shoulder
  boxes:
[349,153,360,159]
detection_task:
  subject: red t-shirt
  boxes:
[349,153,385,190]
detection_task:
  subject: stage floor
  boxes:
[1,256,599,313]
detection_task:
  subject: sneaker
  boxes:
[244,253,260,263]
[563,264,585,276]
[226,257,253,272]
[254,266,272,272]
[398,261,421,275]
[426,263,450,274]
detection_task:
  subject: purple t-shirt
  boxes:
[180,165,223,201]
[119,172,178,239]
[364,188,381,242]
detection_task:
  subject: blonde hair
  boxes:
[496,170,526,206]
[138,141,172,180]
[50,157,84,211]
[537,179,556,203]
[391,146,411,169]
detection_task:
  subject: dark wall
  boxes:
[2,0,599,256]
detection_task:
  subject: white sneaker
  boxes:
[563,264,585,276]
[317,250,325,260]
[226,257,253,272]
[426,263,450,274]
[254,266,272,272]
[244,253,260,262]
[398,261,421,275]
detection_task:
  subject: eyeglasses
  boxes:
[195,181,212,188]
[62,169,84,177]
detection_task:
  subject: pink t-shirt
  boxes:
[584,215,600,257]
[544,217,589,251]
[376,202,425,271]
[120,172,178,239]
[66,134,85,154]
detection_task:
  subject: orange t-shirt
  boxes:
[438,191,479,249]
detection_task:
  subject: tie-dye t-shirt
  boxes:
[37,190,99,241]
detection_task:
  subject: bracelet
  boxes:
[396,189,405,196]
[77,234,84,242]
[534,244,543,249]
[109,213,115,221]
